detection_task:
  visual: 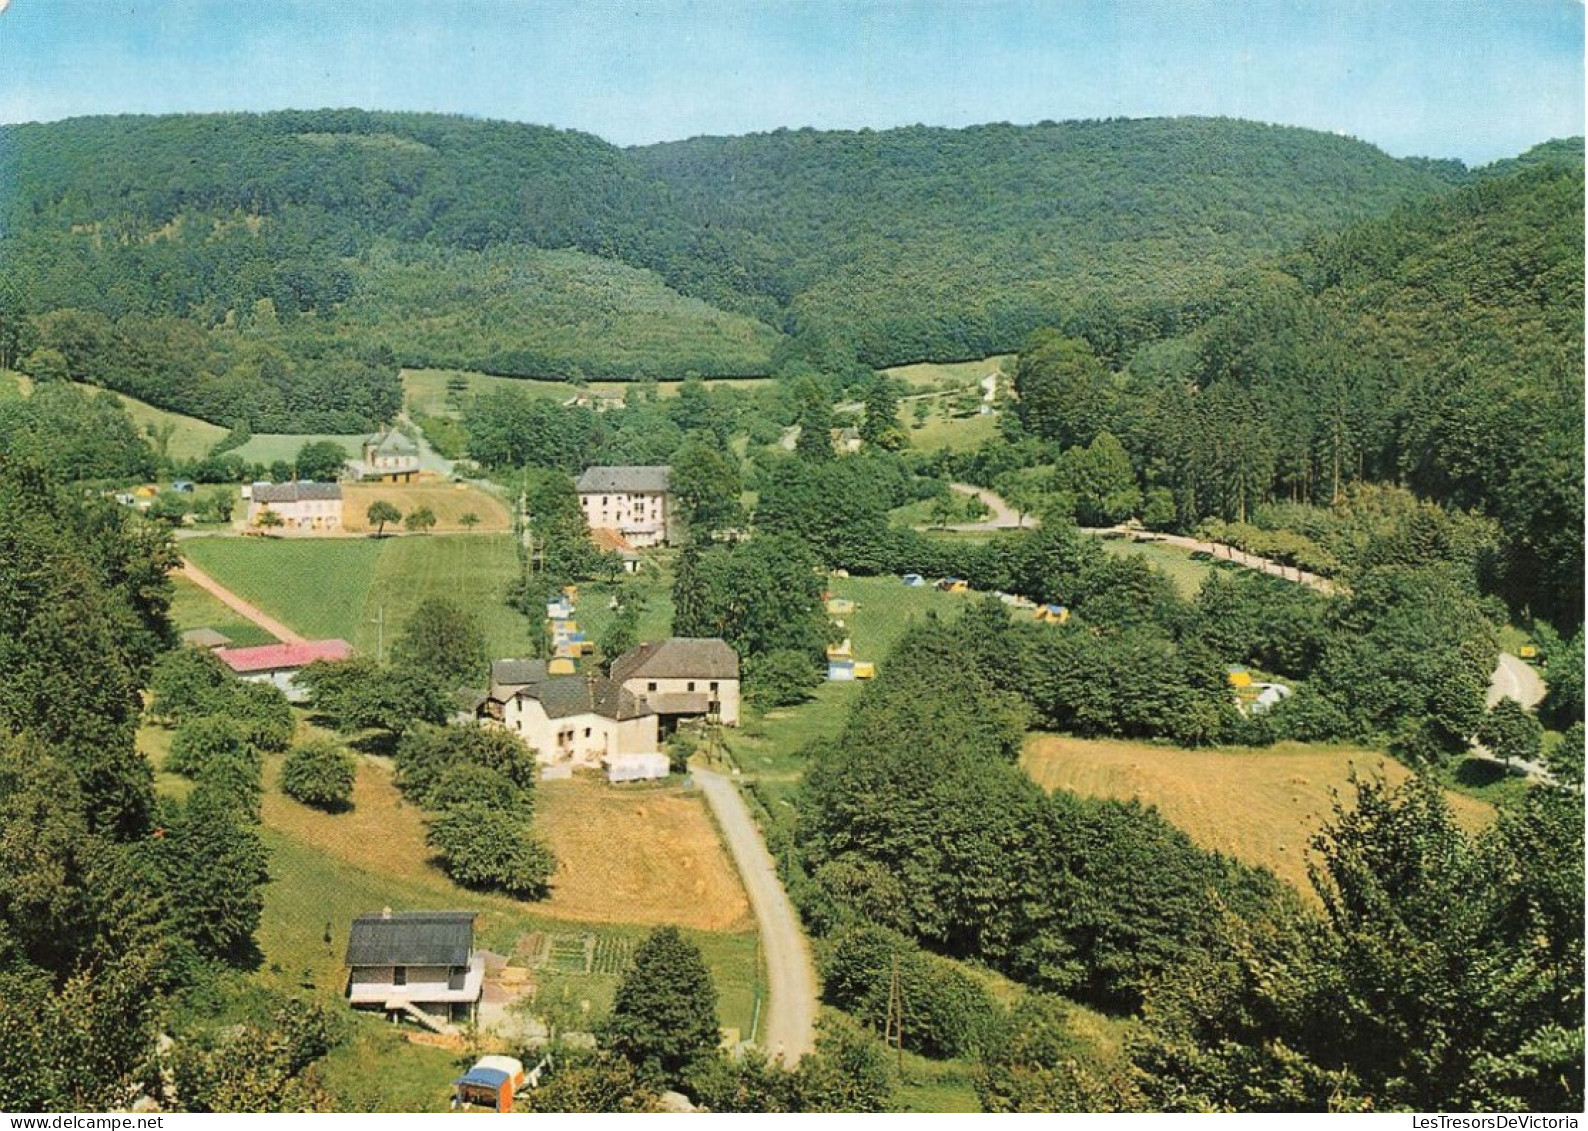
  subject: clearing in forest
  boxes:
[1021,734,1495,898]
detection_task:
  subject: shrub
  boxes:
[819,924,1001,1059]
[280,739,356,811]
[426,803,554,898]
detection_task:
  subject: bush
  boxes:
[394,723,539,808]
[745,649,823,708]
[148,647,234,724]
[167,716,254,778]
[818,924,1001,1059]
[280,739,356,811]
[426,803,554,898]
[230,679,295,752]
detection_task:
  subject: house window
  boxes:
[393,966,407,986]
[709,681,719,692]
[584,727,592,738]
[448,965,466,991]
[647,682,657,692]
[687,681,696,692]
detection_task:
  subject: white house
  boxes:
[498,671,660,770]
[248,481,344,532]
[345,909,484,1030]
[356,428,420,483]
[611,637,741,730]
[576,465,671,548]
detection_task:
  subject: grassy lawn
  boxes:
[232,432,369,465]
[883,355,1012,390]
[908,409,1002,452]
[1021,733,1495,901]
[168,573,279,647]
[403,367,775,417]
[181,536,385,642]
[179,533,538,660]
[1096,534,1216,599]
[358,534,535,660]
[92,387,230,460]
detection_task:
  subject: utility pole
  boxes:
[887,952,905,1076]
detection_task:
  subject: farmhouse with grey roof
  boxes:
[246,481,343,533]
[611,637,741,728]
[494,671,660,771]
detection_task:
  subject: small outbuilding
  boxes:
[214,639,354,702]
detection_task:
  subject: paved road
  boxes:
[694,769,817,1066]
[176,560,304,644]
[1486,651,1546,710]
[397,411,457,477]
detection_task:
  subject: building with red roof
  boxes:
[215,639,353,702]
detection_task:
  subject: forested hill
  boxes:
[631,117,1466,364]
[0,112,1473,417]
[1075,158,1584,627]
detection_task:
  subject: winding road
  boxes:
[694,769,818,1066]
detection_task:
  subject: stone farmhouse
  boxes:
[247,481,344,531]
[576,465,671,548]
[611,637,741,730]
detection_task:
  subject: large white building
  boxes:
[576,465,671,548]
[483,660,661,771]
[247,481,344,532]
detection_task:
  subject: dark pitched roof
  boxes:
[575,465,670,494]
[611,638,740,683]
[252,481,343,504]
[491,659,549,689]
[345,911,476,967]
[514,674,653,721]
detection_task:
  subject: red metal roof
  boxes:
[215,639,353,674]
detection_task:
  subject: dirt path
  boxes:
[1486,651,1546,710]
[694,769,817,1066]
[1114,529,1339,595]
[176,559,304,644]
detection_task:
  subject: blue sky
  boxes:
[0,1,1580,163]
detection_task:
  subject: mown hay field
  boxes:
[1021,734,1495,898]
[340,480,513,533]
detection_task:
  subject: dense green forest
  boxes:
[978,157,1584,628]
[631,117,1465,364]
[0,110,1474,427]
